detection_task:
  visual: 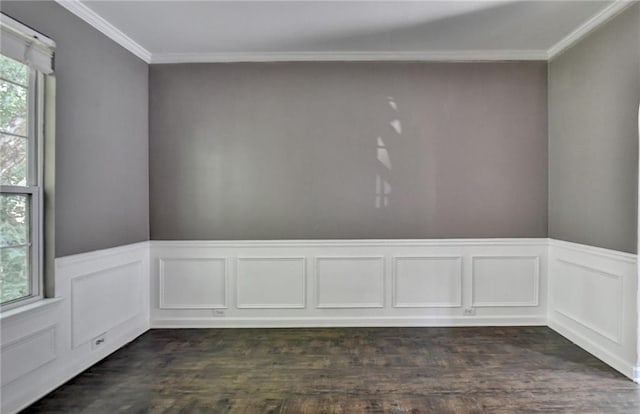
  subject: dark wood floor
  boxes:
[23,327,640,413]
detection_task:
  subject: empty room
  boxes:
[1,0,639,412]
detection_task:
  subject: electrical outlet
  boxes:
[212,309,226,317]
[463,308,476,316]
[92,334,106,350]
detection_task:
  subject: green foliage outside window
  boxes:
[0,55,31,304]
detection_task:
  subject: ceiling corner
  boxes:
[54,0,152,63]
[546,0,634,60]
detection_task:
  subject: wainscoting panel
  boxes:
[471,256,540,307]
[553,259,623,343]
[316,257,385,308]
[393,256,462,308]
[548,239,638,381]
[72,261,143,347]
[0,325,57,387]
[159,258,227,309]
[237,257,305,308]
[1,242,150,414]
[150,239,548,328]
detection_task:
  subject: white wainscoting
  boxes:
[150,239,548,328]
[3,237,638,414]
[472,256,540,307]
[237,257,306,309]
[393,256,462,308]
[548,239,639,382]
[159,258,227,309]
[71,260,144,347]
[316,256,385,308]
[0,242,149,414]
[1,325,57,387]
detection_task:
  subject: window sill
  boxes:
[0,297,64,323]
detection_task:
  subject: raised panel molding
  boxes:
[315,257,385,308]
[1,325,57,387]
[393,256,462,308]
[159,258,228,309]
[553,259,624,344]
[471,256,540,307]
[236,257,306,309]
[71,260,143,348]
[150,241,549,320]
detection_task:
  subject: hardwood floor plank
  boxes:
[21,327,640,413]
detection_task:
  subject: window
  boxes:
[0,14,54,309]
[0,54,43,308]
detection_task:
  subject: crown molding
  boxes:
[53,0,634,64]
[150,50,548,64]
[54,0,151,63]
[547,0,635,60]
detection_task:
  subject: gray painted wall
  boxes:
[548,3,640,254]
[2,1,149,257]
[150,62,548,240]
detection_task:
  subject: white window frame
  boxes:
[0,13,53,311]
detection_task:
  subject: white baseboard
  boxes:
[151,315,547,329]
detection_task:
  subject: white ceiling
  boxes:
[55,0,632,63]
